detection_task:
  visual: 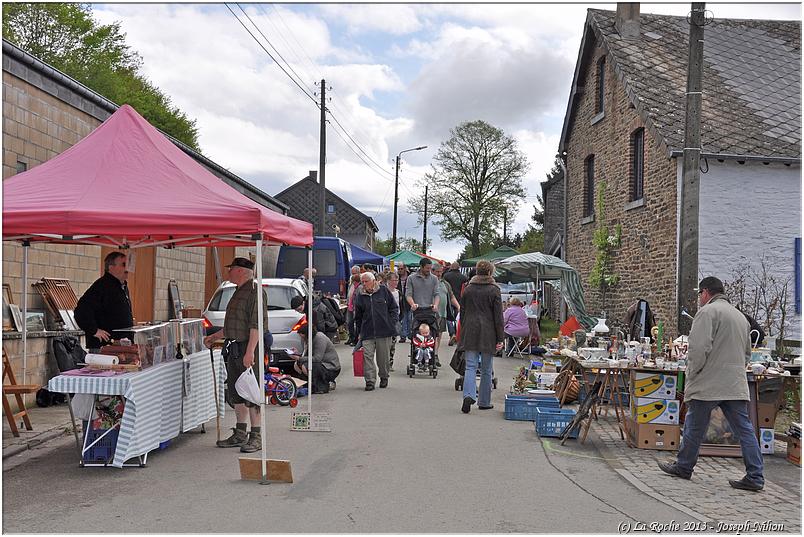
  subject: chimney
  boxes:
[615,3,640,39]
[309,170,318,181]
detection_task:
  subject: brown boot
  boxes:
[240,430,262,453]
[216,427,248,448]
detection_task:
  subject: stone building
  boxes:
[274,171,379,250]
[552,5,801,335]
[2,39,286,391]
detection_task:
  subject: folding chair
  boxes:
[3,348,40,437]
[505,335,528,359]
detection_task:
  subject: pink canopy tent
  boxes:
[3,104,312,249]
[3,104,315,480]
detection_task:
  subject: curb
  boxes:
[3,425,73,460]
[588,426,713,524]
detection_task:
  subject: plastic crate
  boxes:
[534,407,579,438]
[82,421,119,463]
[504,394,560,421]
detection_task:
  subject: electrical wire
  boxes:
[226,4,319,108]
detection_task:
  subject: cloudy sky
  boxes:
[94,2,800,261]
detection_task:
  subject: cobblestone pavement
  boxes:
[586,409,801,534]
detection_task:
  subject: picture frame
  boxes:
[25,311,46,332]
[2,284,14,331]
[8,304,23,332]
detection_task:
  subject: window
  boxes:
[584,155,595,217]
[596,57,606,114]
[15,161,27,174]
[327,203,336,214]
[282,247,337,277]
[631,128,644,201]
[208,284,302,312]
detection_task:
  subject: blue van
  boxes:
[276,236,353,297]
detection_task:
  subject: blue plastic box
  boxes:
[82,421,119,463]
[504,394,560,421]
[534,407,579,438]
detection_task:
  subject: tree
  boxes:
[373,235,430,256]
[409,120,528,257]
[3,3,200,150]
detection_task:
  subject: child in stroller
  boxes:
[412,323,436,371]
[407,306,439,378]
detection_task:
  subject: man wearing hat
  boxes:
[204,257,268,453]
[659,276,764,491]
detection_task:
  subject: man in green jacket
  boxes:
[659,277,764,491]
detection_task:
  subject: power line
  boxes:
[328,126,394,183]
[254,3,320,92]
[268,3,323,83]
[328,112,395,180]
[225,3,319,108]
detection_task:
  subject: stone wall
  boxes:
[542,175,565,255]
[564,41,680,334]
[153,247,208,321]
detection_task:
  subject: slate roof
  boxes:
[561,9,801,160]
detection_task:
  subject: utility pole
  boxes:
[318,79,326,237]
[677,3,705,334]
[422,185,428,254]
[503,208,508,245]
[392,145,426,253]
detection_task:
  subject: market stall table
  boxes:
[48,349,225,468]
[571,358,631,445]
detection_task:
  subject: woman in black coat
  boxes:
[458,260,504,413]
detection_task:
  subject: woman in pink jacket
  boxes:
[503,297,530,356]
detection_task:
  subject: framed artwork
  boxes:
[168,280,181,320]
[25,311,46,332]
[8,304,23,332]
[2,284,14,330]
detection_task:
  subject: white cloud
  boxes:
[318,4,424,35]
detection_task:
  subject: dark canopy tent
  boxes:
[349,243,386,267]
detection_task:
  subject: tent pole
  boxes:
[307,247,313,414]
[256,239,267,482]
[21,242,29,406]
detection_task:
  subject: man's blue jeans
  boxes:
[400,310,412,339]
[677,399,764,486]
[463,350,494,407]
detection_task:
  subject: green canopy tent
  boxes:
[461,245,520,267]
[387,250,447,267]
[496,252,597,329]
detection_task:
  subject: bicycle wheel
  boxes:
[275,378,297,406]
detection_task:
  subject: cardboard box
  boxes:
[627,417,680,450]
[631,397,680,425]
[631,371,678,399]
[787,438,801,466]
[756,402,778,429]
[759,428,775,454]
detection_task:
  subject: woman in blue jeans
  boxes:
[457,260,504,413]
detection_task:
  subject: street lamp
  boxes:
[392,145,427,253]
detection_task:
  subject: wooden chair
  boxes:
[3,348,40,437]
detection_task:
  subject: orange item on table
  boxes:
[559,316,582,336]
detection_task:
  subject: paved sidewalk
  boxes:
[2,402,77,459]
[585,407,802,534]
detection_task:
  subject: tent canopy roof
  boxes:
[349,243,385,266]
[387,250,446,267]
[2,105,313,248]
[462,245,520,267]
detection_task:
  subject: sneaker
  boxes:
[365,383,375,391]
[658,461,692,480]
[399,337,406,343]
[329,380,336,391]
[216,427,248,448]
[478,405,494,410]
[379,378,388,388]
[435,355,441,367]
[239,431,262,453]
[461,396,475,414]
[729,477,763,492]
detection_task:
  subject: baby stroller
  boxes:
[407,306,438,379]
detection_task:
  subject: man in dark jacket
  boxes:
[443,261,467,299]
[354,271,399,391]
[458,260,504,413]
[75,251,133,352]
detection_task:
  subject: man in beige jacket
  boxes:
[659,277,764,491]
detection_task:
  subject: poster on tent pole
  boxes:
[290,411,331,432]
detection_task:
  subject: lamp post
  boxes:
[392,145,427,253]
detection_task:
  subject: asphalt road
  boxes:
[3,338,693,533]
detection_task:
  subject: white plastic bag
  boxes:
[70,393,95,421]
[234,368,263,405]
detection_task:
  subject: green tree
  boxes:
[373,235,429,256]
[409,120,528,257]
[3,3,199,150]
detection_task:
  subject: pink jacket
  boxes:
[503,306,530,337]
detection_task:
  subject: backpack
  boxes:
[322,296,345,326]
[52,335,86,372]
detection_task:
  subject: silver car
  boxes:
[202,278,306,352]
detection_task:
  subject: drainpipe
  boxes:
[557,153,568,323]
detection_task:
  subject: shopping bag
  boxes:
[353,347,364,377]
[234,368,263,405]
[449,347,465,376]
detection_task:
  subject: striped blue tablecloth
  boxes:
[48,349,226,468]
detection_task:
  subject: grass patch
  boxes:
[540,317,559,341]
